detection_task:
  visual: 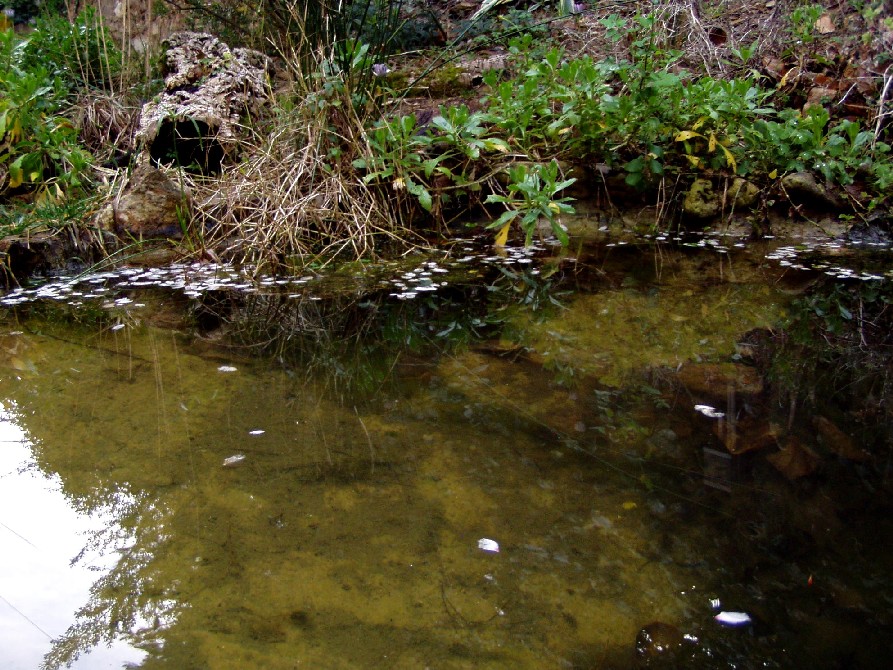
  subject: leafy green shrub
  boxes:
[0,26,92,205]
[744,107,891,187]
[19,8,122,93]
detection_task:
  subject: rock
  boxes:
[97,162,191,239]
[728,177,759,208]
[813,415,871,462]
[713,418,780,455]
[767,437,820,480]
[683,178,720,220]
[804,86,838,112]
[635,621,686,659]
[780,171,842,210]
[135,32,272,173]
[676,362,764,405]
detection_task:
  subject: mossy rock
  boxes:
[683,178,720,220]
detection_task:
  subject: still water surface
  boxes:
[0,237,891,669]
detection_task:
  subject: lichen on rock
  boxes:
[135,32,272,173]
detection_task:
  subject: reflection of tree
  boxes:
[42,491,176,670]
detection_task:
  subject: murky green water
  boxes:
[1,236,892,669]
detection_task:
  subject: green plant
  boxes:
[19,8,123,93]
[744,106,890,186]
[0,27,93,204]
[788,3,824,45]
[485,160,576,246]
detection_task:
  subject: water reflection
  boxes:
[0,237,891,668]
[0,403,147,669]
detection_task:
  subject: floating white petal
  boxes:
[249,429,265,435]
[477,538,500,553]
[217,365,238,373]
[223,454,246,467]
[714,611,752,627]
[694,404,725,419]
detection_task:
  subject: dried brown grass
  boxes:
[185,88,416,272]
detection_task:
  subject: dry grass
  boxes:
[186,85,418,272]
[70,91,140,162]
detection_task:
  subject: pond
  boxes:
[1,234,892,669]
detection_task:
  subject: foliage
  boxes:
[485,161,576,246]
[18,8,123,93]
[0,26,93,209]
[787,3,825,45]
[743,106,891,188]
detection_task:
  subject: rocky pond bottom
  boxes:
[0,234,891,669]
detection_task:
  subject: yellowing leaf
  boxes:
[675,130,705,142]
[392,177,405,191]
[7,164,22,189]
[769,169,778,179]
[494,221,511,247]
[684,154,702,168]
[10,117,22,143]
[719,144,737,174]
[692,116,708,132]
[622,501,638,511]
[708,132,717,153]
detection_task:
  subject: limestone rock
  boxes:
[729,177,759,208]
[677,362,764,405]
[136,32,271,173]
[780,171,842,210]
[683,178,720,220]
[98,163,191,239]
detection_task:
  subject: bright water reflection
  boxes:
[0,238,891,669]
[0,404,147,669]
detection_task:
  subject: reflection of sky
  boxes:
[0,403,146,670]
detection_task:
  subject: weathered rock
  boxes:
[676,362,764,405]
[97,163,191,239]
[767,437,821,480]
[683,178,720,220]
[635,621,688,659]
[780,171,842,210]
[712,417,780,455]
[136,32,271,173]
[728,177,759,208]
[804,86,838,112]
[813,415,871,462]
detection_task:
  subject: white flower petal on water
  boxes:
[249,429,265,435]
[477,538,500,553]
[223,454,246,467]
[714,611,752,627]
[217,365,238,373]
[694,404,725,419]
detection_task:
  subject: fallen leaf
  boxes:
[815,14,835,34]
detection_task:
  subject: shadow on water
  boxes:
[0,235,892,669]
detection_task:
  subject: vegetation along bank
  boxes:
[0,0,891,278]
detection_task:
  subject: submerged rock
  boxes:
[635,621,698,662]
